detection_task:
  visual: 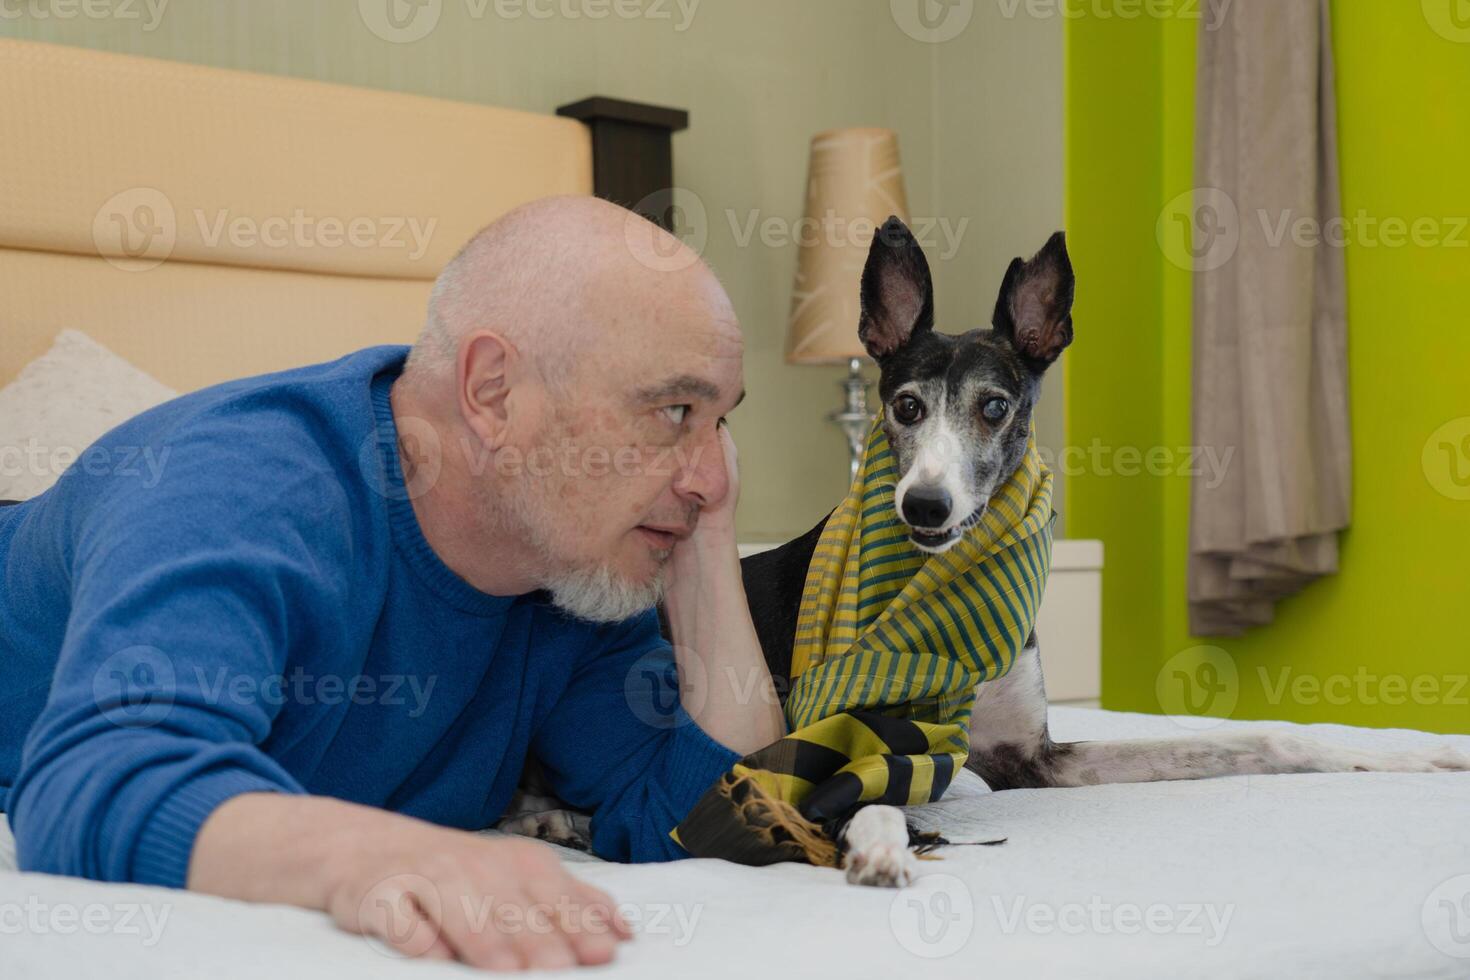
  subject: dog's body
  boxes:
[504,217,1470,884]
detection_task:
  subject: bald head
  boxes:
[404,196,733,390]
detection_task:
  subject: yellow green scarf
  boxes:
[673,416,1054,867]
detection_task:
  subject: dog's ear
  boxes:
[992,231,1075,371]
[857,216,935,360]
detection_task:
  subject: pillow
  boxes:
[0,331,179,501]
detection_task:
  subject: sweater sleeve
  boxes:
[8,413,356,888]
[530,611,741,863]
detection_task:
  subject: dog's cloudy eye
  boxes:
[662,405,689,425]
[892,394,925,425]
[982,398,1009,423]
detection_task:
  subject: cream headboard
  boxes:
[0,38,594,391]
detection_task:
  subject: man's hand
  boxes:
[661,423,786,754]
[191,793,631,971]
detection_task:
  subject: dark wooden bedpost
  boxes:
[555,96,690,232]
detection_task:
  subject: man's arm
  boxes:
[659,425,785,753]
[12,422,626,970]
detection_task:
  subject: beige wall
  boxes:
[1,0,1062,540]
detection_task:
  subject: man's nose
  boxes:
[674,426,728,509]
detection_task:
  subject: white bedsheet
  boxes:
[3,706,1469,978]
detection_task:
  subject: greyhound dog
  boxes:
[506,216,1470,886]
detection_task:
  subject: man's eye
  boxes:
[661,405,690,426]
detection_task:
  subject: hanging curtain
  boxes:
[1188,0,1351,635]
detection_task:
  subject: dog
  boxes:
[504,216,1470,885]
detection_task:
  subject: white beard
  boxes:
[545,562,664,624]
[491,467,665,624]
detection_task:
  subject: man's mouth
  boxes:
[636,525,688,553]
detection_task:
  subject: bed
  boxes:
[3,706,1468,977]
[3,37,1469,979]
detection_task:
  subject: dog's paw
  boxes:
[844,842,918,888]
[1428,745,1470,772]
[841,805,918,888]
[496,795,594,852]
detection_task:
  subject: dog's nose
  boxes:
[901,487,952,529]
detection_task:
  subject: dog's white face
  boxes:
[854,217,1075,554]
[885,355,1034,554]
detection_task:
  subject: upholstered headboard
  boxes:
[0,39,685,392]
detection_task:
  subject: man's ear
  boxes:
[459,331,516,448]
[857,215,935,360]
[992,231,1075,372]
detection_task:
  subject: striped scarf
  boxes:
[673,416,1054,867]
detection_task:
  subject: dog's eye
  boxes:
[661,405,690,426]
[981,398,1009,423]
[892,394,925,425]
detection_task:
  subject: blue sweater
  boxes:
[0,347,740,888]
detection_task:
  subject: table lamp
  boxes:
[786,127,910,484]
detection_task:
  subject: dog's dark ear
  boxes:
[857,216,934,360]
[992,231,1075,371]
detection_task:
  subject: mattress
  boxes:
[3,706,1468,978]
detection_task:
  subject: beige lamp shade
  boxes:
[786,127,910,365]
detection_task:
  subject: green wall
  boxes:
[0,0,1066,541]
[1067,1,1470,734]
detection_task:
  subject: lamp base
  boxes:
[829,358,872,486]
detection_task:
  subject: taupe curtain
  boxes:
[1188,0,1351,635]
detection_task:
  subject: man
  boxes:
[0,196,784,971]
